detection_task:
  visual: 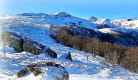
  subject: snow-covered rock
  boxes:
[15,62,69,80]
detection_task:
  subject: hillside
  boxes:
[0,12,138,80]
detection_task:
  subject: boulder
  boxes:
[65,52,72,61]
[17,62,69,80]
[17,68,29,77]
[46,48,57,58]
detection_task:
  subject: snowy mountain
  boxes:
[0,12,138,80]
[0,12,138,46]
[111,18,138,29]
[87,17,138,29]
[1,12,138,30]
[87,16,113,28]
[17,12,98,29]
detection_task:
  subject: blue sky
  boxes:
[2,0,138,19]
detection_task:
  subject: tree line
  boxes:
[51,29,138,73]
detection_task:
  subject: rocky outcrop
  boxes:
[17,64,42,77]
[2,31,43,55]
[2,31,57,57]
[17,67,29,77]
[17,62,69,80]
[2,31,24,52]
[23,40,42,55]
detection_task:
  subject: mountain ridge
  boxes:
[16,12,138,29]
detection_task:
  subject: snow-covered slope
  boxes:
[0,12,138,80]
[17,12,98,29]
[87,17,113,27]
[111,19,138,29]
[0,23,138,80]
[1,37,138,80]
[87,17,138,29]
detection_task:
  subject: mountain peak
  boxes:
[88,16,97,21]
[52,12,71,17]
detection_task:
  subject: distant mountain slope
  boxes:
[17,12,98,29]
[1,12,138,30]
[87,16,113,28]
[87,16,138,29]
[111,19,138,29]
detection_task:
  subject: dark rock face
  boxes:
[46,48,57,58]
[17,68,29,77]
[9,37,24,52]
[2,31,42,55]
[65,52,72,61]
[30,67,42,76]
[2,31,57,57]
[23,40,42,55]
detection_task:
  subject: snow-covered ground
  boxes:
[1,45,138,80]
[1,41,138,80]
[0,12,138,80]
[0,26,138,80]
[96,28,115,33]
